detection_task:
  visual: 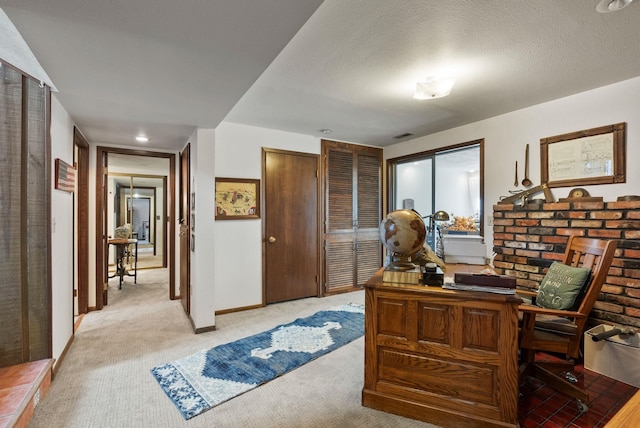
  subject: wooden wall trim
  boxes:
[74,128,89,314]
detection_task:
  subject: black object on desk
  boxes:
[108,238,138,289]
[421,263,444,286]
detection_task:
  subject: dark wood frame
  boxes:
[74,127,90,315]
[540,122,626,188]
[215,177,261,219]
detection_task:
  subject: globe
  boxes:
[379,209,427,271]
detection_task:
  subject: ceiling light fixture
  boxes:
[135,135,149,143]
[596,0,635,12]
[413,76,455,100]
[320,129,333,134]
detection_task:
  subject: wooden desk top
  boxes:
[365,266,522,304]
[108,238,138,245]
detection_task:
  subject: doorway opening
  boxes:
[95,147,176,310]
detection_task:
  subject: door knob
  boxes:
[268,236,276,243]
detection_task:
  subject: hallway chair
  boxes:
[518,235,618,412]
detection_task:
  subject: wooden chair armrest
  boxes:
[517,304,586,319]
[516,289,537,298]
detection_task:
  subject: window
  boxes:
[387,140,484,251]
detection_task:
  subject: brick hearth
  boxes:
[492,199,640,328]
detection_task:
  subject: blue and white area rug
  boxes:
[151,303,364,419]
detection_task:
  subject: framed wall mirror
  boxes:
[108,154,169,271]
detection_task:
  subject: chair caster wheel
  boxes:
[577,399,588,413]
[563,371,578,383]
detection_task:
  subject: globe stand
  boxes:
[382,253,422,284]
[386,253,416,271]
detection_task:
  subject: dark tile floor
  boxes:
[518,353,638,427]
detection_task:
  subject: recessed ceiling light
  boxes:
[320,129,333,134]
[135,135,149,143]
[597,0,635,12]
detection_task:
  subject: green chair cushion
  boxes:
[536,261,591,310]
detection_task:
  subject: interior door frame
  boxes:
[179,143,190,314]
[95,146,176,308]
[74,127,89,315]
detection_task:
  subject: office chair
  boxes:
[518,235,617,412]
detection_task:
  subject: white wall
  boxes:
[211,122,320,312]
[189,128,217,330]
[50,95,75,365]
[385,77,640,258]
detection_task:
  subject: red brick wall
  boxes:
[492,200,640,329]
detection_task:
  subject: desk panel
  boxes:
[362,269,521,428]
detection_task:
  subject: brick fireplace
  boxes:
[492,199,640,328]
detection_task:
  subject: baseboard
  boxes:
[194,325,216,334]
[188,314,216,334]
[53,332,75,377]
[215,303,263,316]
[184,302,267,334]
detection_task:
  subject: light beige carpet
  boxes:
[29,268,435,427]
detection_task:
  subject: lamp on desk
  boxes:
[424,210,450,259]
[423,210,450,234]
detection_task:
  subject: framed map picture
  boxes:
[540,122,626,188]
[215,177,260,220]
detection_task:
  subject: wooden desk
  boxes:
[362,269,522,427]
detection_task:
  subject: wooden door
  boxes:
[264,149,319,304]
[179,144,190,314]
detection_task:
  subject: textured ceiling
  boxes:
[2,0,640,150]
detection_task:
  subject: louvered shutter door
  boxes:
[327,149,354,232]
[324,147,355,291]
[323,141,382,294]
[355,152,382,285]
